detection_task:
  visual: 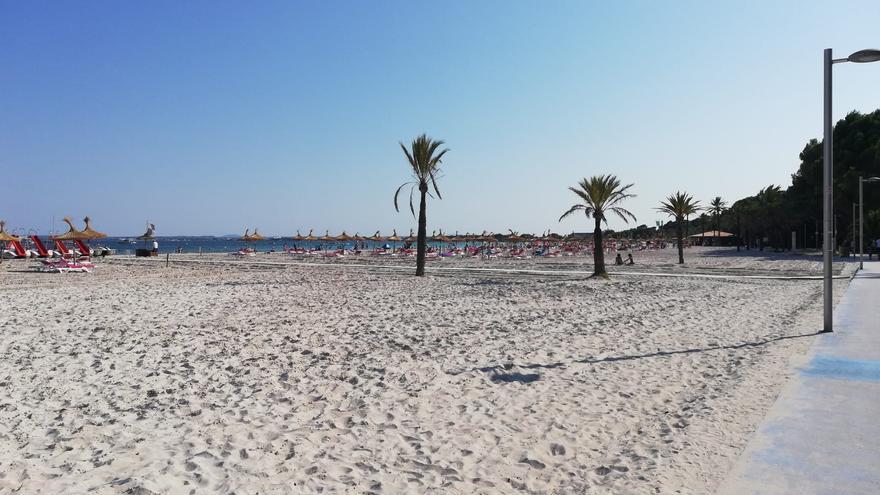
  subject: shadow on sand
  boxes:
[456,331,823,382]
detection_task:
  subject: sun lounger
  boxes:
[3,240,30,258]
[36,258,91,273]
[74,239,93,257]
[29,235,53,258]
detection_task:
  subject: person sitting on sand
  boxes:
[626,253,634,265]
[615,253,624,265]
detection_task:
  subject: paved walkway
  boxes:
[719,261,880,494]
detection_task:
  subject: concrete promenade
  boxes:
[719,261,880,494]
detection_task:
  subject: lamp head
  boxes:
[848,49,880,63]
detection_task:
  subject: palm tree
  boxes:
[394,134,448,276]
[559,175,636,277]
[658,192,702,264]
[709,196,727,237]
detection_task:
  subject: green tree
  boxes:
[394,134,448,276]
[756,185,783,250]
[658,192,702,264]
[709,196,727,236]
[559,175,636,277]
[788,110,880,247]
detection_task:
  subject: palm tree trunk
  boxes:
[415,183,428,276]
[593,216,606,277]
[676,217,685,264]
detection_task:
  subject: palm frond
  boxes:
[656,191,701,219]
[395,134,448,215]
[393,182,413,212]
[560,175,636,224]
[558,204,586,222]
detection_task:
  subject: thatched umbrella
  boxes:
[387,229,402,243]
[249,228,265,241]
[135,222,156,254]
[80,216,108,259]
[291,230,304,242]
[318,230,334,243]
[0,220,20,243]
[432,229,452,245]
[302,229,317,242]
[335,231,353,243]
[368,230,384,244]
[478,231,496,243]
[386,229,402,251]
[54,217,87,240]
[81,216,107,240]
[53,217,94,260]
[238,228,259,253]
[401,229,417,251]
[0,220,20,264]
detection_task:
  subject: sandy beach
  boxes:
[0,248,853,494]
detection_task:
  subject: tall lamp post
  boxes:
[823,48,880,333]
[859,176,880,270]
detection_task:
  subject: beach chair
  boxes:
[54,239,74,258]
[74,239,93,257]
[4,240,29,258]
[36,258,91,273]
[29,235,52,258]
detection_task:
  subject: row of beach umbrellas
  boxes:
[0,216,107,243]
[0,216,107,263]
[279,229,564,244]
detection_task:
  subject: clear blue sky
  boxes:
[2,1,879,236]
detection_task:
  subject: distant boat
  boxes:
[117,238,136,244]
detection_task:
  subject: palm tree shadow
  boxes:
[458,331,822,380]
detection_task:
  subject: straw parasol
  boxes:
[506,230,525,243]
[401,229,416,243]
[477,231,496,243]
[54,217,90,241]
[81,216,107,240]
[302,229,317,242]
[368,230,384,243]
[291,230,304,241]
[0,220,20,264]
[249,228,265,241]
[318,230,334,242]
[432,229,452,244]
[137,222,156,240]
[335,231,353,243]
[384,229,402,251]
[0,220,21,242]
[239,228,253,242]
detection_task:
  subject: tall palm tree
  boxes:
[658,192,702,264]
[709,196,727,237]
[559,175,636,278]
[394,134,448,276]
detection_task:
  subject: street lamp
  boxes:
[859,176,880,269]
[823,48,880,333]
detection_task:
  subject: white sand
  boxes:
[0,248,853,493]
